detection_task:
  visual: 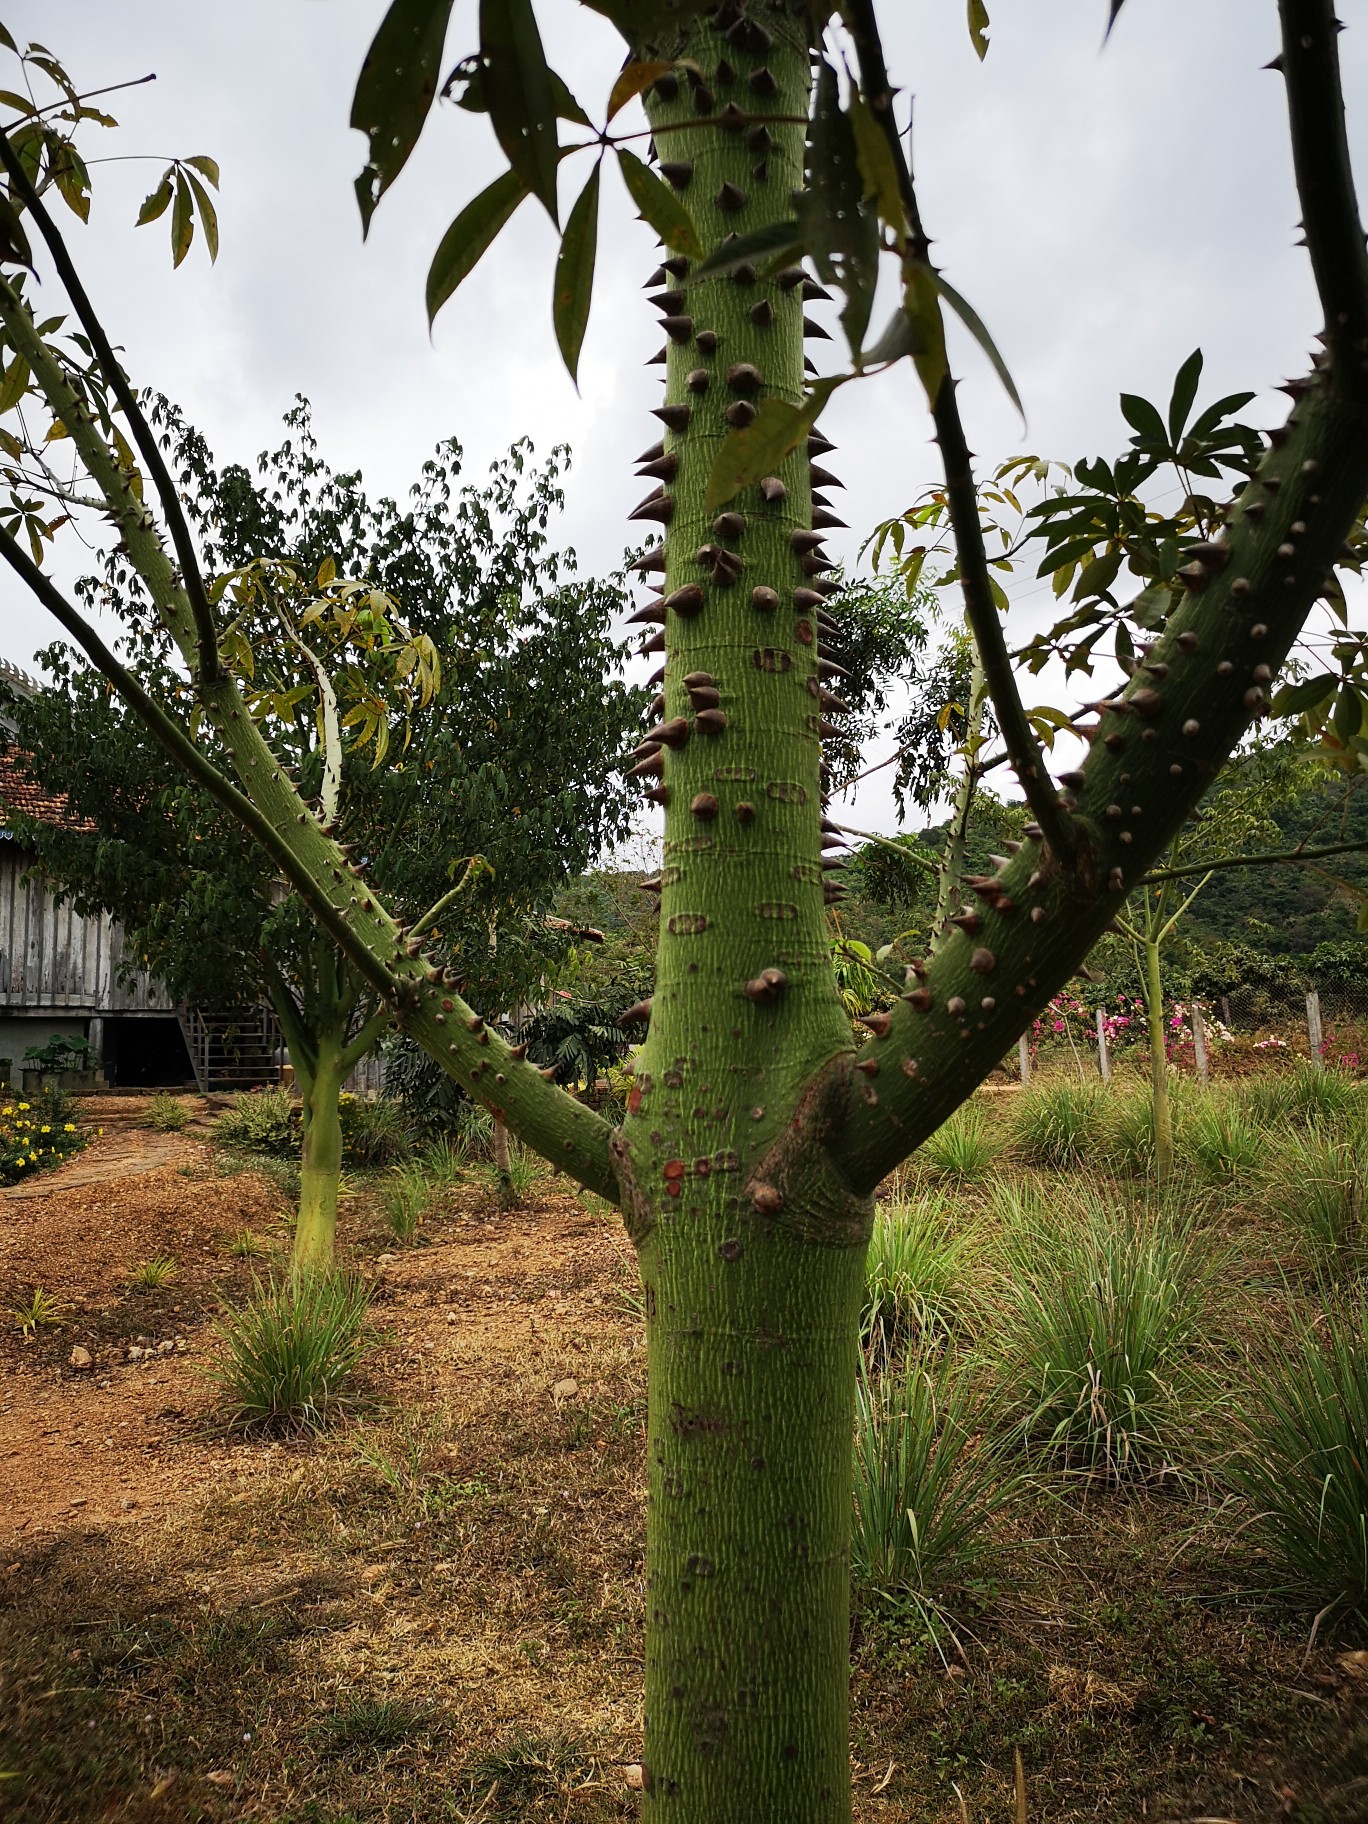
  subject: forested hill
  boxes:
[1182,783,1368,955]
[840,783,1368,963]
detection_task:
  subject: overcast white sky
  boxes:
[1,0,1363,838]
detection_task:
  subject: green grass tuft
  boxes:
[1010,1078,1108,1169]
[991,1185,1216,1481]
[206,1270,374,1435]
[144,1091,190,1133]
[852,1341,1019,1646]
[863,1194,970,1352]
[1228,1302,1368,1619]
[918,1103,997,1182]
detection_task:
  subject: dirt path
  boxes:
[0,1114,627,1545]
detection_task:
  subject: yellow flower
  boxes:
[64,1123,75,1133]
[40,1125,50,1134]
[18,1101,28,1110]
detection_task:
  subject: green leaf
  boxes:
[0,352,28,413]
[967,0,990,58]
[550,72,591,127]
[351,0,455,234]
[861,301,922,367]
[0,189,31,270]
[425,167,528,324]
[689,219,801,281]
[1332,685,1363,744]
[1271,672,1338,717]
[553,160,600,386]
[136,173,173,226]
[903,262,947,404]
[800,60,878,355]
[1167,347,1203,443]
[183,168,219,263]
[616,147,703,260]
[848,93,904,234]
[607,59,671,121]
[1119,391,1166,445]
[481,0,560,225]
[170,170,193,268]
[931,271,1024,424]
[705,379,845,509]
[183,153,220,188]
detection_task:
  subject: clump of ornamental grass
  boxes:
[1227,1301,1368,1620]
[206,1270,374,1434]
[338,1093,412,1169]
[918,1103,998,1183]
[212,1086,296,1158]
[1009,1078,1108,1170]
[1268,1126,1368,1284]
[144,1091,190,1133]
[128,1254,177,1291]
[1282,1060,1365,1130]
[862,1193,971,1353]
[1177,1089,1265,1188]
[990,1183,1217,1482]
[851,1340,1020,1650]
[1104,1082,1159,1177]
[378,1163,434,1245]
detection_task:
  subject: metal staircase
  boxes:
[177,1006,283,1094]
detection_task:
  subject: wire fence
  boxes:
[1018,974,1368,1084]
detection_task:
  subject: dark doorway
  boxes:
[103,1016,195,1088]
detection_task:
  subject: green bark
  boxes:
[4,10,1368,1822]
[1141,935,1173,1185]
[293,1023,346,1272]
[613,17,875,1817]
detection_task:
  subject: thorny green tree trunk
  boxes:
[604,18,881,1815]
[4,4,1367,1821]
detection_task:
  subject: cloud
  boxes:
[2,0,1361,836]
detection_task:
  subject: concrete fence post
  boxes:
[1018,1033,1031,1085]
[1307,989,1324,1069]
[1191,1000,1210,1084]
[1095,1007,1111,1083]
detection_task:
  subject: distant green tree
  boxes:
[9,404,642,1262]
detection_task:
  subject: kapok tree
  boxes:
[1,3,1366,1818]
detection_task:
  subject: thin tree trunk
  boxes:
[492,1111,515,1209]
[294,1023,346,1272]
[1143,937,1173,1183]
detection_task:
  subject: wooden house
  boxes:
[0,658,279,1090]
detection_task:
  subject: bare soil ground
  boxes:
[1,1104,1366,1822]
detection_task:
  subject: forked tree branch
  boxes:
[0,131,224,685]
[0,528,372,970]
[841,0,1077,865]
[1280,0,1368,359]
[1141,834,1368,884]
[828,0,1368,1194]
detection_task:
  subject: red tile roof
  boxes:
[0,746,93,835]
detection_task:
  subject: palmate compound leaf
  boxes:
[351,0,455,234]
[616,147,703,261]
[480,0,560,225]
[426,166,529,325]
[553,159,600,385]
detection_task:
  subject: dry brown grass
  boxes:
[2,1101,1367,1820]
